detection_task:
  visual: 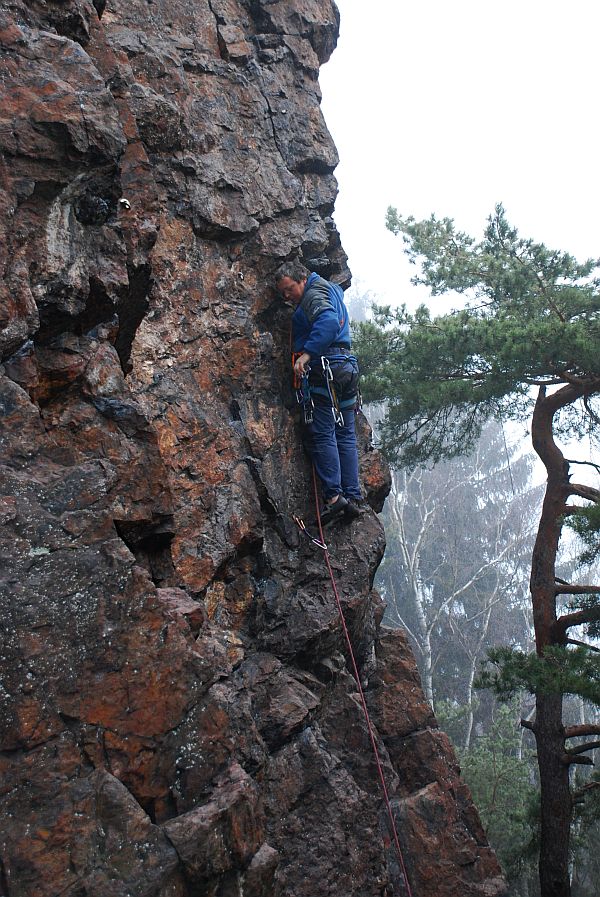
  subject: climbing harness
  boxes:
[306,353,358,425]
[292,346,358,427]
[309,465,415,897]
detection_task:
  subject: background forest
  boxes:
[373,424,600,896]
[346,219,600,896]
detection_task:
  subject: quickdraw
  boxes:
[355,382,363,413]
[321,356,344,426]
[291,514,327,550]
[292,352,314,424]
[295,373,313,424]
[291,351,306,390]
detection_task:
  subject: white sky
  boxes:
[320,0,600,308]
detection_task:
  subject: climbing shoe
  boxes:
[345,497,369,520]
[319,494,349,525]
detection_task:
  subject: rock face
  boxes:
[0,2,506,896]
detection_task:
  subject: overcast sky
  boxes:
[320,0,600,308]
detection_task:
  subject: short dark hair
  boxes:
[274,261,309,285]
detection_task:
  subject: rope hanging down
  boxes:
[311,467,415,897]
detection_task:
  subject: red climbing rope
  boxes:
[312,466,415,897]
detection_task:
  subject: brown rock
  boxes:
[394,782,506,897]
[0,1,505,895]
[369,627,438,738]
[237,653,322,748]
[0,740,184,897]
[156,586,206,632]
[242,842,280,897]
[162,761,264,883]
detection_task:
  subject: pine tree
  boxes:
[354,205,600,897]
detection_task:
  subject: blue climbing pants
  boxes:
[304,352,362,501]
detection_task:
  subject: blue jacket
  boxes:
[292,273,351,358]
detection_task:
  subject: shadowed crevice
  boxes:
[114,515,177,587]
[115,263,152,372]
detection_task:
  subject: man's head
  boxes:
[275,261,309,305]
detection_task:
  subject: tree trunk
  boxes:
[463,600,495,751]
[535,693,572,897]
[464,661,476,751]
[421,627,435,708]
[388,469,437,707]
[529,386,580,897]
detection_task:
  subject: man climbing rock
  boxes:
[276,261,365,524]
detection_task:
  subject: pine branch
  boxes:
[584,394,600,427]
[573,781,600,803]
[553,583,600,596]
[568,483,600,504]
[562,753,594,766]
[566,638,600,653]
[553,604,600,637]
[566,458,600,475]
[540,382,585,416]
[565,740,600,756]
[561,370,600,388]
[565,724,600,738]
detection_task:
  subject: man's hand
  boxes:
[293,352,311,376]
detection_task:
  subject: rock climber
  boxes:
[275,261,366,524]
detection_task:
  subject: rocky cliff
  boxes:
[0,2,507,895]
